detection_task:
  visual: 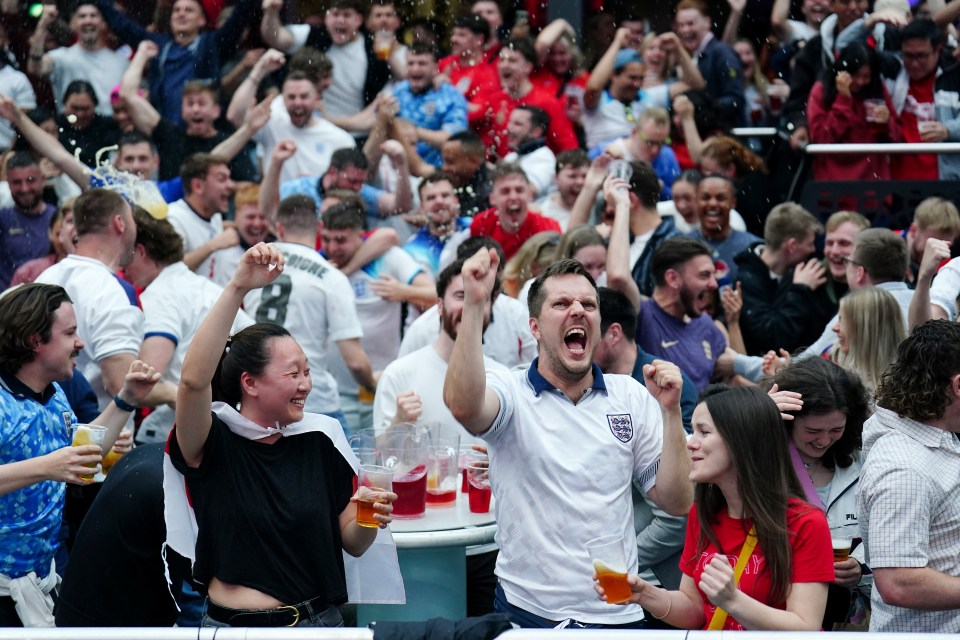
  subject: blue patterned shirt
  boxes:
[0,374,74,579]
[394,81,468,167]
[403,218,471,277]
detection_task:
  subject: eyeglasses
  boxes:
[840,256,861,267]
[638,133,668,149]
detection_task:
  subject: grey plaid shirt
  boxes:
[860,406,960,632]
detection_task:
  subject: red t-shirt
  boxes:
[469,207,561,260]
[469,84,579,161]
[893,75,938,180]
[438,55,500,107]
[679,498,834,631]
[529,68,589,100]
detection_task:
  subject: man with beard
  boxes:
[0,152,57,289]
[27,3,129,116]
[119,41,260,183]
[636,237,726,392]
[228,50,356,184]
[165,154,238,277]
[404,173,471,277]
[686,174,759,283]
[394,43,468,168]
[241,195,377,435]
[503,105,555,198]
[36,190,152,410]
[444,252,692,628]
[469,163,561,261]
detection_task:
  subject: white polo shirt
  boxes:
[482,360,662,624]
[165,199,223,279]
[138,262,255,443]
[243,242,363,414]
[37,255,144,409]
[260,97,357,183]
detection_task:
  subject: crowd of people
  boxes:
[2,0,960,633]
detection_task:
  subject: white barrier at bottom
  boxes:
[0,628,373,640]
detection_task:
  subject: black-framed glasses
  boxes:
[840,256,861,267]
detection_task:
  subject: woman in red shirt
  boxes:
[598,386,834,630]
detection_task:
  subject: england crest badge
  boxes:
[607,414,633,443]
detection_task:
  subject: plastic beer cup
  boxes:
[587,534,632,604]
[70,424,107,480]
[832,537,852,562]
[357,464,394,528]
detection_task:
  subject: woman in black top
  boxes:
[172,243,395,627]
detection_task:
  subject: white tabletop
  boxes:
[388,494,496,549]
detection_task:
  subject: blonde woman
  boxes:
[501,231,561,299]
[831,288,906,395]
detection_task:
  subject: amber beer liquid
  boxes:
[594,561,632,604]
[356,493,384,528]
[832,538,852,562]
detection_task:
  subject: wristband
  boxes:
[114,395,137,412]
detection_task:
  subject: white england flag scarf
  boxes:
[162,402,405,605]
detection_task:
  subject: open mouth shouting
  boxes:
[564,327,588,356]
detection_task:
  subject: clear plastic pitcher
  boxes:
[380,423,429,519]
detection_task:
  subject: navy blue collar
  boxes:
[526,357,607,396]
[0,369,56,404]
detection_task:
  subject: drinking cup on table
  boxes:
[427,437,460,508]
[70,424,107,480]
[587,534,632,604]
[357,464,394,528]
[465,460,491,513]
[832,537,853,562]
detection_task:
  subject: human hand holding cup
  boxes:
[587,534,632,604]
[70,424,107,481]
[607,160,633,191]
[864,98,888,124]
[356,464,395,528]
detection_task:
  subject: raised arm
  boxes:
[341,227,399,276]
[94,0,151,47]
[673,95,704,164]
[569,155,609,228]
[176,243,286,467]
[722,0,746,45]
[535,19,575,64]
[259,139,296,222]
[0,94,89,189]
[376,140,414,216]
[26,4,58,77]
[770,0,793,41]
[260,0,296,51]
[90,359,161,453]
[642,360,694,516]
[226,48,286,128]
[602,177,642,311]
[909,237,952,328]
[120,41,162,136]
[584,28,630,111]
[661,32,705,90]
[444,248,503,434]
[211,95,272,163]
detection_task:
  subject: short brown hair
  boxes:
[277,195,319,234]
[180,153,229,195]
[133,206,184,265]
[675,0,709,15]
[73,188,128,236]
[0,283,72,374]
[763,202,823,251]
[527,258,598,318]
[852,228,908,284]
[490,161,528,187]
[181,80,219,103]
[825,210,870,233]
[914,196,960,235]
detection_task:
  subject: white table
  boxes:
[357,495,496,623]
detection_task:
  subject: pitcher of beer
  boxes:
[380,423,428,519]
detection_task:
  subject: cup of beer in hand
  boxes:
[357,464,394,528]
[70,424,107,481]
[832,537,853,562]
[587,534,632,604]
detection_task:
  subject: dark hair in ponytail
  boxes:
[212,323,291,407]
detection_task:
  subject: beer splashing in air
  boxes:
[78,144,169,219]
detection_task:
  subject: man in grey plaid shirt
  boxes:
[860,320,960,632]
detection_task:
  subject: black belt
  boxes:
[205,597,335,627]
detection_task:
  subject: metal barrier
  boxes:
[805,142,960,154]
[731,127,778,137]
[0,630,373,640]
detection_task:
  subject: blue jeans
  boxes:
[494,583,645,629]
